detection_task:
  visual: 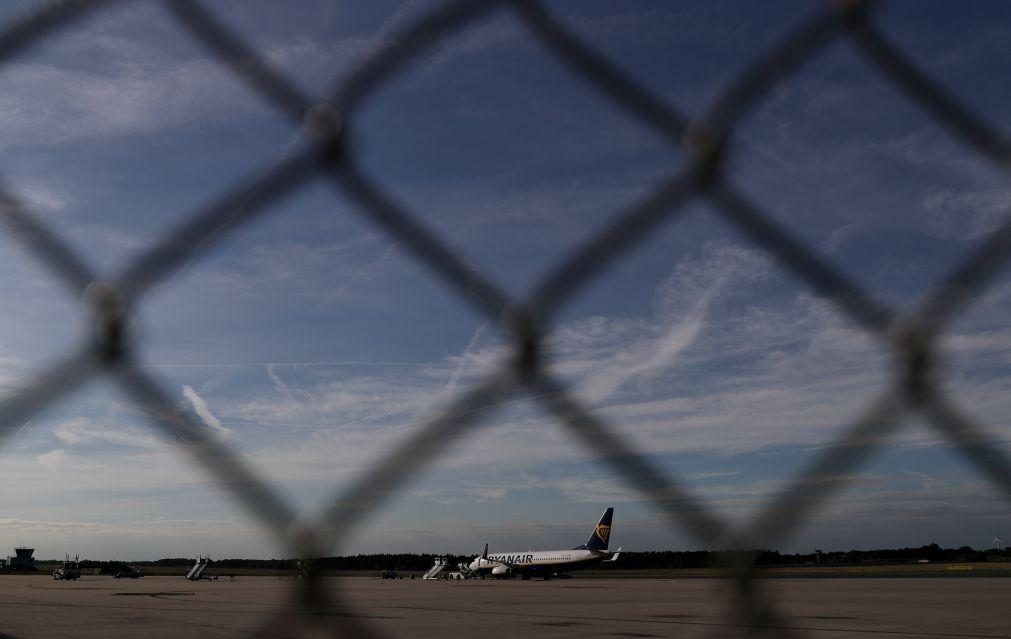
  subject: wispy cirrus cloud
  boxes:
[182,385,233,441]
[577,242,768,404]
[53,417,164,451]
[0,3,391,150]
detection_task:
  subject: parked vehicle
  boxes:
[53,554,81,581]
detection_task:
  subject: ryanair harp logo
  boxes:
[594,524,611,544]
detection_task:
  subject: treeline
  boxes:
[78,554,464,572]
[172,555,453,571]
[613,544,1009,569]
[68,544,1007,572]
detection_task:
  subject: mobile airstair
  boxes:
[422,557,448,580]
[185,556,210,581]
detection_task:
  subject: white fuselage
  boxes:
[468,548,607,575]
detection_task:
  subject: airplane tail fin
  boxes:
[575,507,613,551]
[482,543,488,560]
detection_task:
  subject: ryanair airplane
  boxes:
[467,507,620,579]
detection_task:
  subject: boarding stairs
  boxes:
[422,557,448,580]
[457,562,476,579]
[186,556,210,581]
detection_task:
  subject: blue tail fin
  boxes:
[575,507,613,551]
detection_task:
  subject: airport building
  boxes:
[6,546,36,571]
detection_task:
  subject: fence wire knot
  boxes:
[83,281,129,365]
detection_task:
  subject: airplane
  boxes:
[466,507,621,580]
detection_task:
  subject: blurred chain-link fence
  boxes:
[0,0,1009,636]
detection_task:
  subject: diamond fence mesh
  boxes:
[0,0,1009,636]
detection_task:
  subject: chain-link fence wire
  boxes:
[0,0,1008,636]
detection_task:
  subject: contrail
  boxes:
[266,363,298,403]
[182,385,233,441]
[444,320,489,397]
[312,241,399,311]
[580,283,722,403]
[267,363,328,424]
[0,418,34,457]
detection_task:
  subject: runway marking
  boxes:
[112,592,196,597]
[27,585,107,591]
[387,604,1011,639]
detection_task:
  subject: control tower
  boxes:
[9,546,36,571]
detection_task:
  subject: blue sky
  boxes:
[0,0,1008,560]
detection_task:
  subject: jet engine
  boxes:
[491,565,512,576]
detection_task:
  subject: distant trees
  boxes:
[617,544,1001,567]
[65,544,1006,573]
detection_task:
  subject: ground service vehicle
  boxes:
[53,555,81,581]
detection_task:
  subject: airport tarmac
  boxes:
[0,575,1006,638]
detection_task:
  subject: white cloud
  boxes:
[819,223,860,254]
[924,187,1011,240]
[0,6,384,150]
[36,448,70,471]
[9,182,71,213]
[579,304,706,402]
[573,242,770,405]
[0,517,114,533]
[53,417,164,451]
[182,385,233,441]
[171,241,887,480]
